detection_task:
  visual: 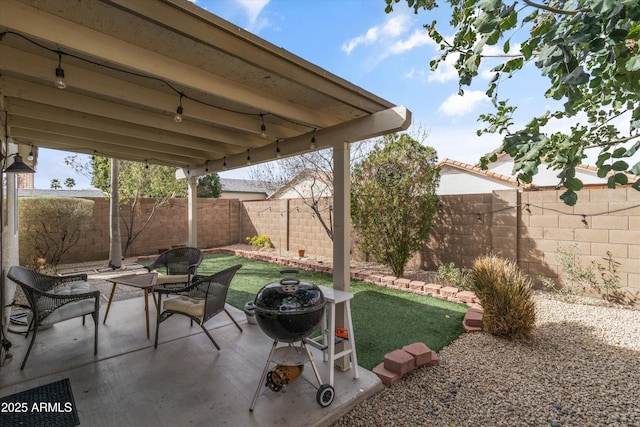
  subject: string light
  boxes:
[27,145,34,161]
[55,51,66,89]
[260,114,267,138]
[205,161,209,172]
[223,156,227,170]
[246,149,251,165]
[309,128,317,149]
[276,140,282,158]
[145,160,149,169]
[174,93,184,123]
[1,31,326,134]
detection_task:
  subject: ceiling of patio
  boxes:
[0,0,411,177]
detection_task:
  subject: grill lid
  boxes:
[254,278,325,315]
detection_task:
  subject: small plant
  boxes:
[436,262,472,290]
[590,251,639,306]
[246,234,274,249]
[471,255,536,340]
[556,237,597,294]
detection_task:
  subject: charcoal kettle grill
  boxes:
[249,271,335,411]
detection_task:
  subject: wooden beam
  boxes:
[181,105,412,177]
[0,76,267,151]
[0,45,302,140]
[0,0,337,128]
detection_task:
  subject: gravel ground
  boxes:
[333,294,640,427]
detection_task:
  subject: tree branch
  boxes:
[522,0,591,16]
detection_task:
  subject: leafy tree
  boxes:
[197,173,222,198]
[19,197,94,266]
[66,154,188,257]
[385,0,640,205]
[63,178,76,188]
[50,179,61,189]
[351,133,440,277]
[90,156,188,256]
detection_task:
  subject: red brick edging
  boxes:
[141,247,485,334]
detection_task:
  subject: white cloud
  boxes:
[342,26,381,54]
[438,90,490,117]
[341,14,412,55]
[389,28,433,54]
[235,0,269,23]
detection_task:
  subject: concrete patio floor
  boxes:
[0,289,381,426]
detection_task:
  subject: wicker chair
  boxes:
[144,246,203,292]
[7,266,100,370]
[154,264,243,350]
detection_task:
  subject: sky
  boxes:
[33,0,572,189]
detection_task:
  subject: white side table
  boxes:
[312,285,359,386]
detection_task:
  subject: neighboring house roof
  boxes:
[268,169,333,199]
[437,155,637,195]
[18,189,105,198]
[220,178,270,196]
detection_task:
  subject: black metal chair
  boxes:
[7,265,100,370]
[144,246,204,292]
[154,264,243,350]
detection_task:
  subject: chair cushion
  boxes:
[37,281,96,326]
[155,274,190,285]
[163,295,204,318]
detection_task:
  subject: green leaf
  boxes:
[564,176,583,191]
[597,164,612,178]
[476,12,498,33]
[612,147,628,158]
[560,190,578,206]
[562,66,590,86]
[626,55,640,72]
[612,160,629,171]
[503,39,510,54]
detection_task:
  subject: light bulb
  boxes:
[260,123,267,138]
[174,105,183,123]
[27,150,34,161]
[55,66,66,89]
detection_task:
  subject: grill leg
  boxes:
[302,341,324,387]
[250,340,278,412]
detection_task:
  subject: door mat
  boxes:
[0,378,80,426]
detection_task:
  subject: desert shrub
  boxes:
[246,234,274,248]
[436,262,472,290]
[471,255,536,340]
[19,197,94,266]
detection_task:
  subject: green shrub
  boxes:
[19,197,94,266]
[246,234,274,248]
[471,255,536,340]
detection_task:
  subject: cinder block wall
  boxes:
[48,188,640,292]
[60,197,238,262]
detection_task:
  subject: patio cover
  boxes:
[0,0,411,295]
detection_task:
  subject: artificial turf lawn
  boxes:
[147,252,468,370]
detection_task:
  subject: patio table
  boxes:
[103,273,158,338]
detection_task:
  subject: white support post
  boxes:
[333,141,351,371]
[333,141,350,292]
[187,175,197,247]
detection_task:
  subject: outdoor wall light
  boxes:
[55,51,67,89]
[3,153,35,174]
